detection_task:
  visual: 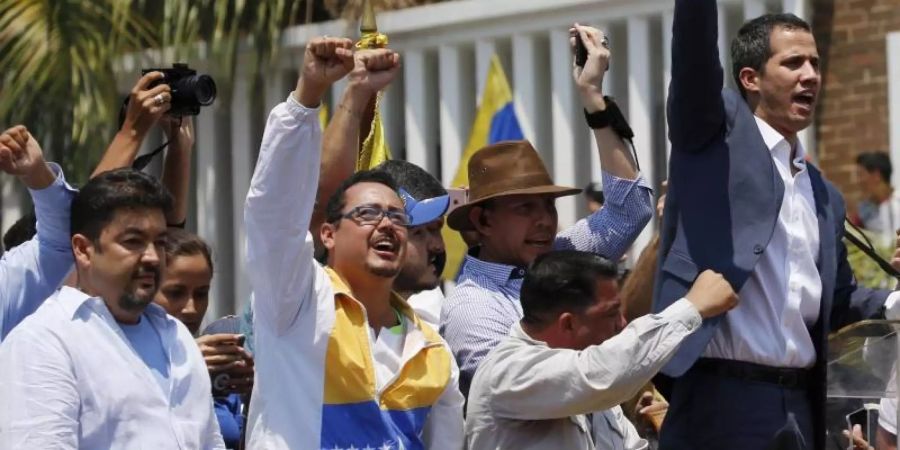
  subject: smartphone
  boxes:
[574,33,588,67]
[845,404,879,449]
[446,188,468,216]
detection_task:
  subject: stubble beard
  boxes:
[118,289,154,313]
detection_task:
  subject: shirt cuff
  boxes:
[885,291,900,320]
[28,163,76,209]
[601,170,652,207]
[286,92,322,121]
[658,298,703,332]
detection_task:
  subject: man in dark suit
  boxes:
[653,1,900,449]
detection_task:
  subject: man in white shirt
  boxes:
[0,168,223,449]
[465,250,738,450]
[655,3,900,449]
[244,37,463,450]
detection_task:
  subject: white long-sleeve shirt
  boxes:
[0,287,224,449]
[244,94,464,450]
[465,298,701,450]
[703,117,822,368]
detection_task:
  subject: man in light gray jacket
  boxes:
[465,250,737,450]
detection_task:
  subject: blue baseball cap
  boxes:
[399,189,450,227]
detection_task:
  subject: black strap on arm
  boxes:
[583,96,641,172]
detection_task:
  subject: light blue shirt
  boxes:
[0,163,75,340]
[120,313,171,394]
[440,171,654,397]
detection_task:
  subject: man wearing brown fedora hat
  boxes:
[440,24,655,397]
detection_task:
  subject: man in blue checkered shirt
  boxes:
[440,24,654,397]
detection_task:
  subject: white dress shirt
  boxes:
[0,287,224,449]
[704,116,822,368]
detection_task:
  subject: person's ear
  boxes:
[320,222,337,252]
[558,312,576,335]
[739,67,761,95]
[470,206,492,237]
[72,234,94,269]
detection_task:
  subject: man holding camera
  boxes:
[244,37,463,449]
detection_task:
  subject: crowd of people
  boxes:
[1,0,899,449]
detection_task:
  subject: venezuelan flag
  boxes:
[441,55,524,280]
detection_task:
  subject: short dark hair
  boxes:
[584,182,604,205]
[376,160,446,201]
[857,152,893,184]
[165,228,214,273]
[70,169,173,242]
[520,250,618,327]
[731,13,812,97]
[3,211,36,251]
[324,169,400,224]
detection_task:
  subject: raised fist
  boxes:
[0,125,53,189]
[302,37,355,90]
[347,48,401,97]
[685,270,739,319]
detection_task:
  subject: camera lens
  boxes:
[190,75,217,106]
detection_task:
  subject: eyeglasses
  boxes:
[335,205,410,227]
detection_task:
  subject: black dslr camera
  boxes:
[142,63,217,116]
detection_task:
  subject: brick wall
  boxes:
[813,0,900,209]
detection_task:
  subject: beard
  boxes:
[118,267,160,312]
[393,252,446,293]
[118,290,155,312]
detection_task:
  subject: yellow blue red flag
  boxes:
[442,55,524,280]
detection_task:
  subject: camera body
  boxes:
[142,63,217,116]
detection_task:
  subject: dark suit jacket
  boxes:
[651,1,891,446]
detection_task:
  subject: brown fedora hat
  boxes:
[447,140,581,231]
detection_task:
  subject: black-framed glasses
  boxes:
[335,205,410,227]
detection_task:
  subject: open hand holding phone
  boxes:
[196,333,254,396]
